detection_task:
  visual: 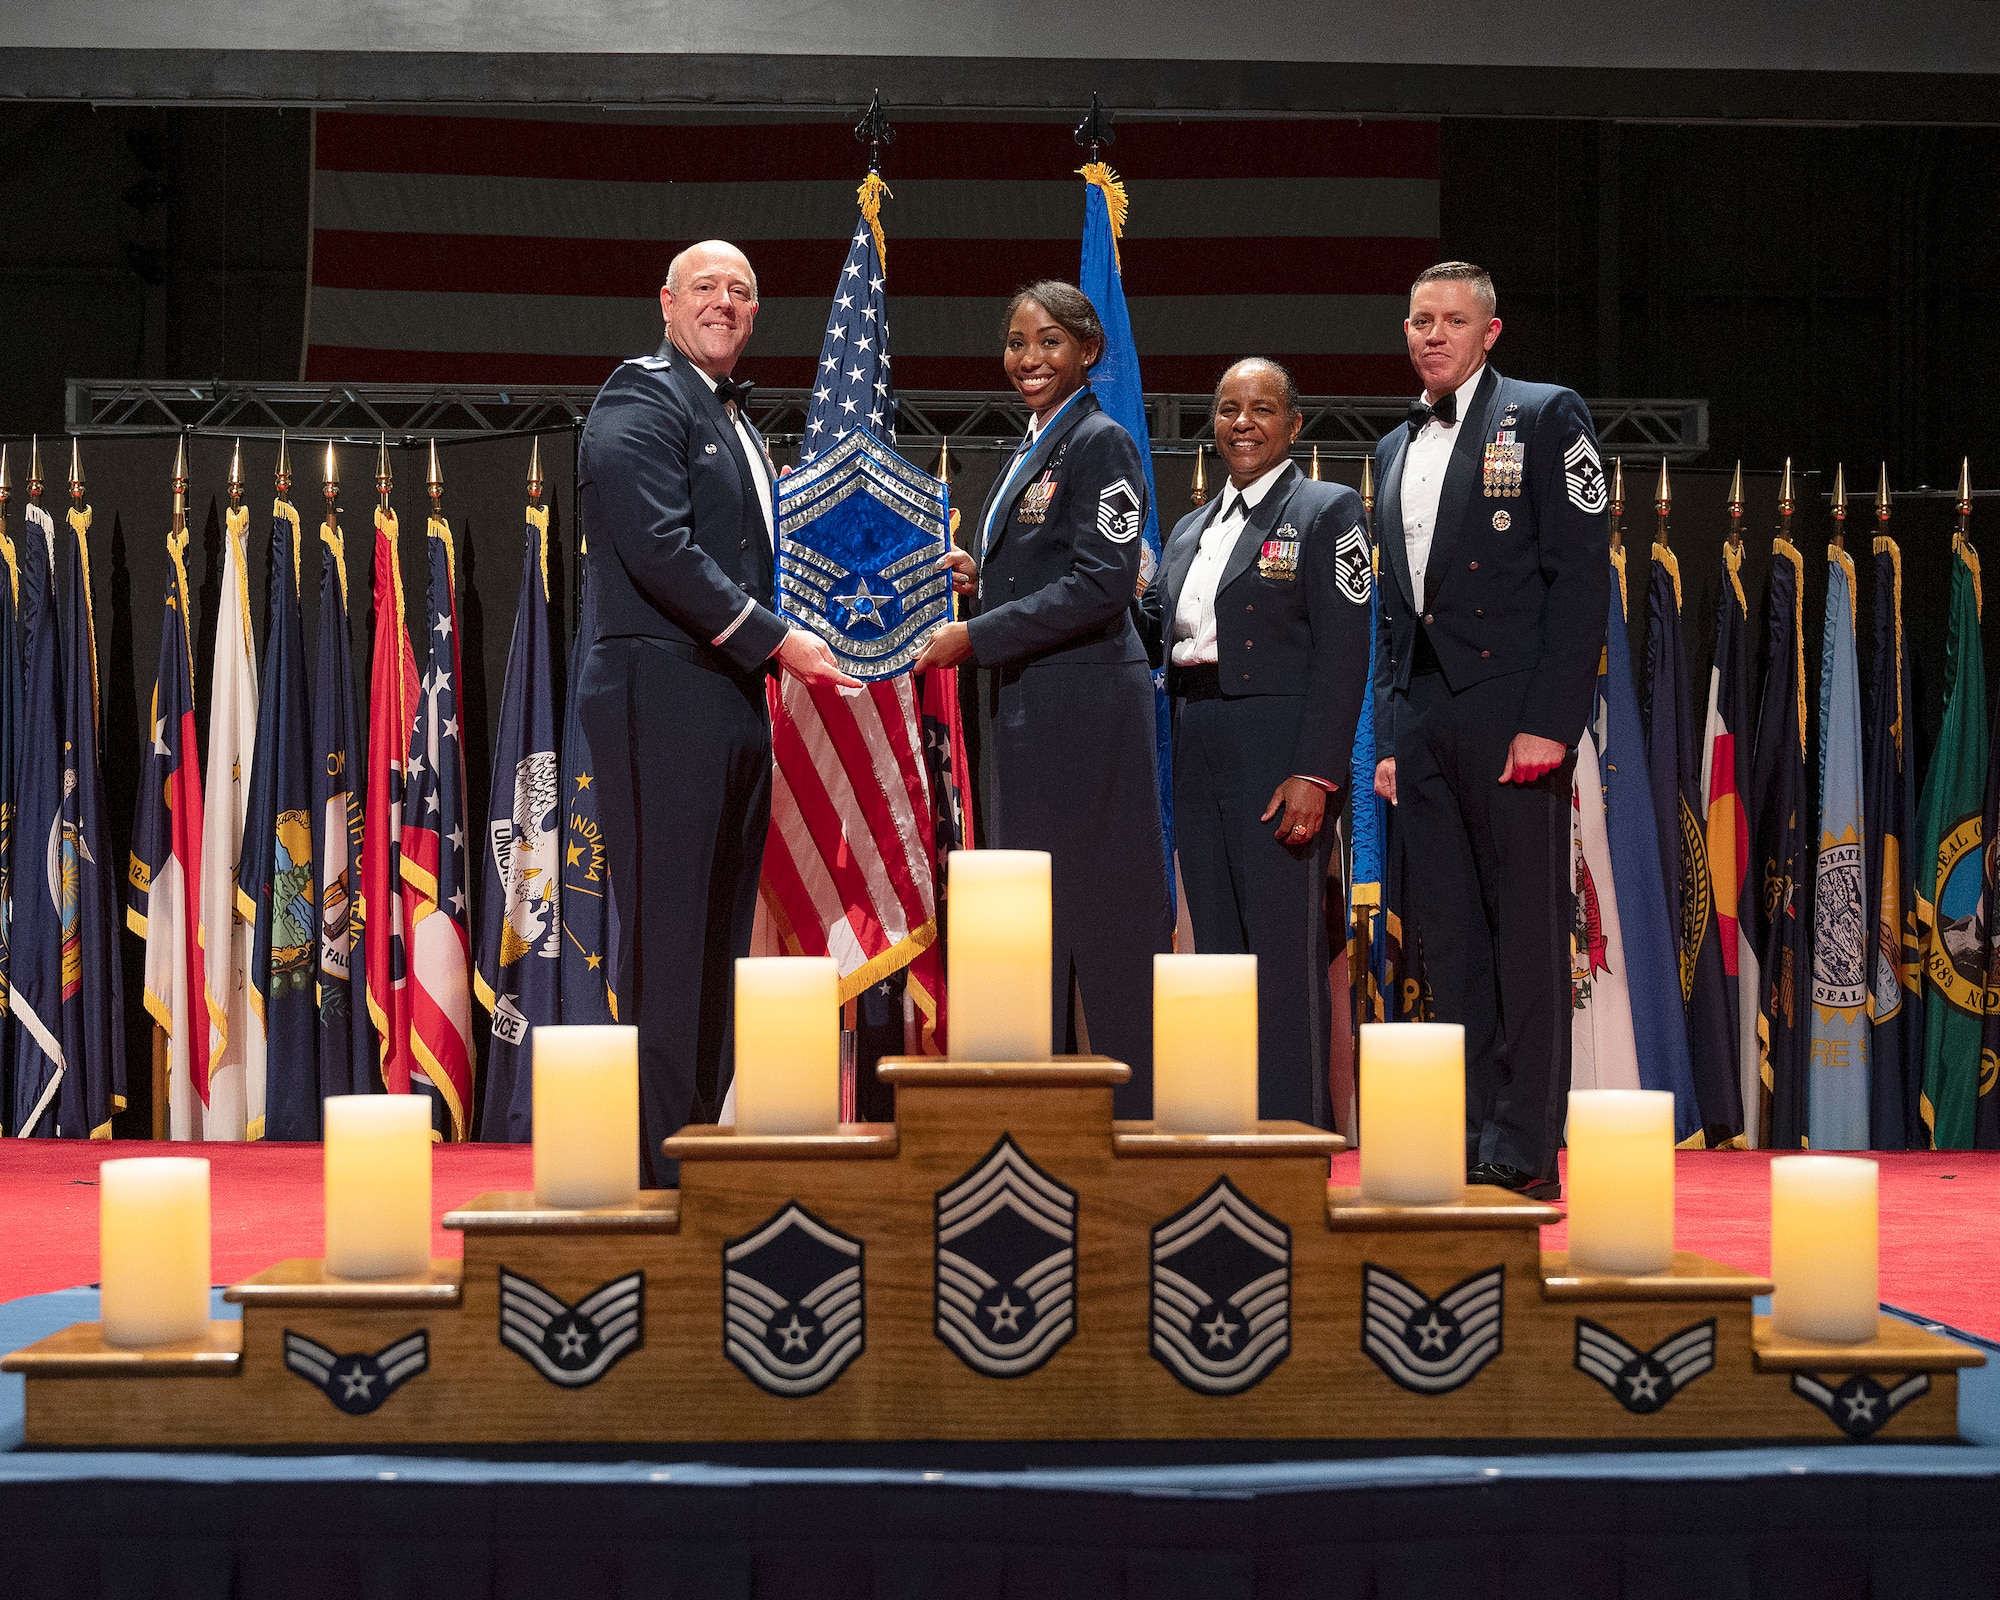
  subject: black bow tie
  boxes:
[1407,392,1458,433]
[715,376,756,411]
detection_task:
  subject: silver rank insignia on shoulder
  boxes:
[1097,477,1142,543]
[1790,1370,1930,1438]
[936,1134,1078,1378]
[284,1328,428,1414]
[1258,533,1301,580]
[626,354,672,371]
[1564,435,1609,514]
[1574,1317,1714,1413]
[1150,1178,1292,1396]
[500,1266,644,1388]
[1361,1262,1504,1394]
[1018,471,1057,525]
[1334,524,1372,604]
[724,1202,866,1397]
[1482,439,1524,499]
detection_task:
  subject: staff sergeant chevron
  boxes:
[1150,1177,1292,1396]
[1361,1262,1505,1395]
[1573,1317,1715,1413]
[498,1266,644,1388]
[935,1134,1078,1378]
[283,1329,429,1414]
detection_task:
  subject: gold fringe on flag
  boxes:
[858,170,892,272]
[1076,161,1128,270]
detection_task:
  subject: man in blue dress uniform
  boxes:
[1371,263,1609,1198]
[577,240,857,1184]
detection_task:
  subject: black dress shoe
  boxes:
[1470,1162,1561,1201]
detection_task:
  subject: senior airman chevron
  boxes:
[1149,1178,1291,1396]
[1361,1262,1505,1394]
[723,1202,865,1397]
[498,1266,643,1387]
[935,1135,1077,1378]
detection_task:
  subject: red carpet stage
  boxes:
[2,1143,1996,1339]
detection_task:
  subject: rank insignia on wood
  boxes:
[723,1202,865,1397]
[1790,1371,1930,1438]
[935,1134,1078,1378]
[283,1329,428,1415]
[499,1266,644,1388]
[1150,1177,1291,1396]
[1573,1317,1715,1413]
[1361,1262,1504,1394]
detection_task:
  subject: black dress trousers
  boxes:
[579,637,772,1188]
[1172,691,1336,1127]
[1395,663,1574,1181]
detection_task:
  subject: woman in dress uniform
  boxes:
[913,280,1172,1112]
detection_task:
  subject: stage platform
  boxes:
[4,1145,1998,1596]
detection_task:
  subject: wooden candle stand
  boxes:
[4,1059,1982,1447]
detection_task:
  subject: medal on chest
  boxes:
[1258,526,1302,581]
[1483,433,1524,499]
[1018,470,1057,525]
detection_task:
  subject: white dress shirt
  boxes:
[690,360,774,546]
[1170,459,1291,666]
[1401,364,1488,611]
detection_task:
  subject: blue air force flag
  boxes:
[775,428,951,680]
[1811,545,1871,1149]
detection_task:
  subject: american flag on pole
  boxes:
[760,178,963,1054]
[304,112,1438,394]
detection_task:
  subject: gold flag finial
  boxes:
[1726,460,1743,548]
[1958,457,1973,518]
[67,436,84,503]
[426,438,443,511]
[0,443,10,508]
[527,436,545,503]
[323,439,340,506]
[1361,452,1374,518]
[28,435,42,503]
[375,435,393,507]
[227,437,243,505]
[171,435,188,530]
[1830,463,1847,548]
[1309,444,1322,482]
[1655,458,1671,515]
[1610,456,1625,518]
[934,436,953,487]
[1190,442,1207,509]
[1778,458,1795,519]
[276,430,292,497]
[1875,462,1891,526]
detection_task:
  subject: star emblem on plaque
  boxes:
[1573,1317,1715,1414]
[935,1134,1078,1378]
[498,1266,644,1388]
[1360,1262,1505,1394]
[723,1202,865,1396]
[1149,1177,1292,1396]
[1790,1371,1930,1439]
[283,1329,429,1415]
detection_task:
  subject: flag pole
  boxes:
[1954,457,1973,554]
[427,438,444,519]
[1190,442,1207,509]
[1777,456,1795,543]
[1726,460,1744,550]
[1309,444,1321,482]
[155,435,191,1136]
[1609,456,1625,552]
[1830,463,1846,551]
[527,436,544,507]
[377,434,393,512]
[1654,458,1671,550]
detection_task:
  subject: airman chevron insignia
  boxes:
[283,1329,428,1414]
[724,1202,865,1397]
[1361,1262,1504,1394]
[1150,1177,1291,1396]
[1790,1371,1930,1438]
[1573,1317,1714,1413]
[936,1134,1078,1378]
[498,1266,644,1388]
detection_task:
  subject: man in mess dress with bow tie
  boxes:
[1370,262,1609,1200]
[577,240,857,1184]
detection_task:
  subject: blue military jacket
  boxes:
[1371,365,1609,753]
[577,342,789,676]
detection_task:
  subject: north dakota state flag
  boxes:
[1916,527,1986,1148]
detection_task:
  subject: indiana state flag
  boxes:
[401,511,475,1140]
[198,502,264,1140]
[310,499,374,1096]
[57,491,125,1138]
[1079,162,1173,905]
[10,499,66,1136]
[1916,524,1986,1149]
[1600,549,1700,1139]
[560,530,615,1025]
[240,494,319,1139]
[128,522,210,1140]
[476,499,560,1141]
[1809,541,1870,1149]
[1865,504,1922,1147]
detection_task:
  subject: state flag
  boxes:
[476,491,561,1140]
[559,530,616,1025]
[1570,719,1640,1090]
[1349,546,1392,1030]
[362,499,419,1093]
[239,490,319,1138]
[0,483,22,1129]
[9,496,66,1135]
[1701,535,1758,1143]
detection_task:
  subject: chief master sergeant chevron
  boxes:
[577,239,858,1186]
[1370,262,1608,1200]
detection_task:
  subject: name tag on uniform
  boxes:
[1258,533,1301,580]
[1018,471,1057,525]
[1483,437,1524,499]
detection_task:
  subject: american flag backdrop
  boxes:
[305,111,1438,394]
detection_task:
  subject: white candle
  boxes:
[734,957,840,1134]
[324,1094,433,1279]
[99,1157,210,1348]
[533,1024,640,1208]
[948,849,1052,1061]
[1771,1155,1879,1343]
[1359,1022,1464,1204]
[1566,1089,1675,1273]
[1153,953,1258,1133]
